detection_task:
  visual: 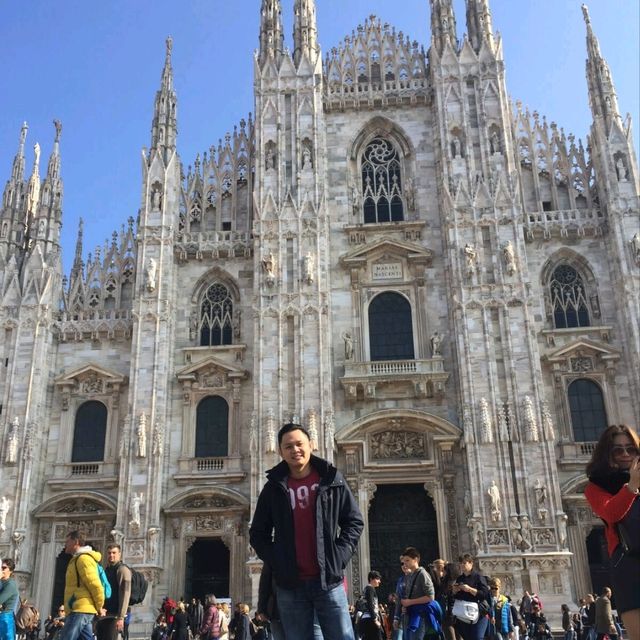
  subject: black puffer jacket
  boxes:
[249,455,364,590]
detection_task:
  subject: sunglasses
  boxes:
[612,445,639,456]
[1,566,8,570]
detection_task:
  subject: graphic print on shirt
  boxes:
[289,481,319,511]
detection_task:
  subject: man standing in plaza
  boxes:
[61,531,105,640]
[250,422,364,640]
[96,544,132,640]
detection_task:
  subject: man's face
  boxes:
[64,536,79,555]
[402,555,419,571]
[107,547,122,565]
[279,429,312,475]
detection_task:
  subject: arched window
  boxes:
[550,265,590,328]
[362,138,404,224]
[368,292,414,361]
[568,379,607,442]
[200,283,233,346]
[72,401,107,462]
[195,396,229,457]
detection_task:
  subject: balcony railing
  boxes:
[70,463,100,476]
[195,457,225,472]
[344,358,445,377]
[524,208,606,240]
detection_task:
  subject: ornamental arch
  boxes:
[334,409,462,595]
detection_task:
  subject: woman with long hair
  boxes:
[585,424,640,640]
[0,559,19,640]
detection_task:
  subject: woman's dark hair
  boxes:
[2,558,15,572]
[586,424,640,476]
[458,553,475,564]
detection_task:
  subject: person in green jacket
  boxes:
[0,558,19,640]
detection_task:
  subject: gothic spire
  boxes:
[10,122,28,183]
[582,4,621,130]
[71,217,84,281]
[430,0,458,54]
[465,0,494,53]
[259,0,284,66]
[25,142,41,222]
[150,37,178,162]
[293,0,319,66]
[45,119,62,183]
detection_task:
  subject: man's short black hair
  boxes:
[277,422,311,446]
[368,570,382,581]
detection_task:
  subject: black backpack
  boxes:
[127,566,149,605]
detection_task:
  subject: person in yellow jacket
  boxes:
[61,531,105,640]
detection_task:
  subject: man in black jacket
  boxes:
[249,423,364,640]
[96,544,132,640]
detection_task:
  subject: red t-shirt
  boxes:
[288,468,321,579]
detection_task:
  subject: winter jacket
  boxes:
[64,547,105,614]
[200,604,220,639]
[249,455,364,590]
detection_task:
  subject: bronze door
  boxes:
[368,483,439,604]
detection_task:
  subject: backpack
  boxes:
[15,599,40,633]
[127,566,148,605]
[75,555,112,599]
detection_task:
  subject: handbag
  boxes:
[452,600,479,624]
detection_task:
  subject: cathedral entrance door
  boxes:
[185,539,230,601]
[368,483,439,603]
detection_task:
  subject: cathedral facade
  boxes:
[1,0,638,628]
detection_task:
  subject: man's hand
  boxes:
[100,609,107,617]
[116,619,125,632]
[400,598,412,607]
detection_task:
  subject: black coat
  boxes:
[249,455,364,590]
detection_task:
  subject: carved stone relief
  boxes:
[370,431,427,459]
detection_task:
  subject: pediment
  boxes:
[176,355,248,383]
[543,338,621,364]
[55,363,127,391]
[340,238,433,267]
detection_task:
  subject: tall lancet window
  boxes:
[200,283,233,346]
[550,265,590,329]
[362,138,404,224]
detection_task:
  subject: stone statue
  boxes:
[430,331,443,357]
[302,146,312,170]
[488,481,502,522]
[523,396,539,442]
[5,417,19,464]
[342,332,354,361]
[463,243,477,276]
[262,252,277,283]
[351,180,361,215]
[452,135,462,158]
[404,177,416,211]
[136,413,147,458]
[12,531,25,566]
[147,527,160,562]
[631,232,640,265]
[151,187,162,210]
[534,478,548,522]
[129,492,143,527]
[152,421,164,456]
[502,241,516,276]
[463,489,472,518]
[467,517,483,553]
[145,258,157,292]
[303,252,314,284]
[557,513,568,548]
[0,496,10,532]
[615,157,627,182]
[510,516,531,551]
[265,145,275,170]
[34,142,41,168]
[189,310,199,340]
[490,130,501,154]
[520,515,532,549]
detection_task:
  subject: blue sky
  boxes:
[1,1,638,277]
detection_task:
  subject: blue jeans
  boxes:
[457,616,489,640]
[60,613,95,640]
[270,618,323,640]
[277,579,354,640]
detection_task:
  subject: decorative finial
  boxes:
[581,4,590,25]
[33,142,41,169]
[166,36,173,59]
[53,119,62,142]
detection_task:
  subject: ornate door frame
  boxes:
[335,409,462,595]
[162,487,249,604]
